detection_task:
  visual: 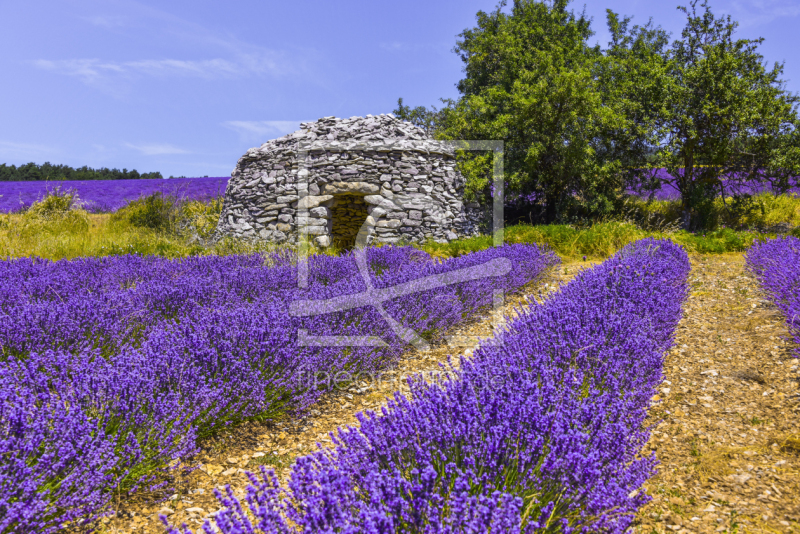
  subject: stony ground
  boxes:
[102,255,800,534]
[635,255,800,533]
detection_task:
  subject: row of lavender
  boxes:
[0,177,228,212]
[0,244,557,533]
[746,236,800,359]
[176,238,690,534]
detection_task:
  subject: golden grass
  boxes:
[631,192,800,229]
[2,189,797,262]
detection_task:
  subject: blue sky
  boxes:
[1,0,798,179]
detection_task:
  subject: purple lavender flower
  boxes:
[0,244,557,532]
[746,236,800,359]
[0,177,228,212]
[173,238,690,534]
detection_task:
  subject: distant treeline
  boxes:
[0,162,163,182]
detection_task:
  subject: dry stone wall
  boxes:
[215,114,487,247]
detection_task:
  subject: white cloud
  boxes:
[33,53,289,84]
[124,143,190,156]
[33,59,125,84]
[222,120,311,141]
[37,1,315,87]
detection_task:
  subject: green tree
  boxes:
[601,11,672,192]
[648,0,799,228]
[761,119,800,194]
[437,0,641,223]
[392,98,441,136]
[0,162,163,181]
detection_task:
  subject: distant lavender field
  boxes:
[0,177,229,213]
[628,169,800,201]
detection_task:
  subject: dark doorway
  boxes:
[331,194,369,249]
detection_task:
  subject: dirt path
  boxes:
[105,264,576,534]
[635,254,800,533]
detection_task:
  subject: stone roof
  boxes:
[244,114,454,157]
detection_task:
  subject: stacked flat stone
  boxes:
[215,114,486,247]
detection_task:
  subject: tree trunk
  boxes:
[682,207,692,230]
[544,194,558,224]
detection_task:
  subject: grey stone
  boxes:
[215,114,485,247]
[377,219,402,229]
[367,206,386,218]
[296,217,328,226]
[305,225,328,235]
[295,195,334,209]
[322,182,380,195]
[363,195,398,211]
[314,235,331,247]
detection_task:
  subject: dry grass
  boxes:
[631,191,800,230]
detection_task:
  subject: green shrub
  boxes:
[672,228,756,254]
[421,222,767,260]
[181,196,224,240]
[20,188,89,236]
[27,187,81,217]
[627,192,800,231]
[111,193,181,233]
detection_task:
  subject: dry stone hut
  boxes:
[215,114,486,248]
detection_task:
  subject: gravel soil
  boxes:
[634,254,800,534]
[97,255,800,533]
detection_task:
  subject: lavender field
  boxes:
[0,177,229,213]
[172,238,690,533]
[0,244,556,533]
[627,169,800,201]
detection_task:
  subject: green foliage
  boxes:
[628,191,800,231]
[422,220,765,260]
[26,186,81,216]
[392,98,441,136]
[400,0,798,231]
[180,196,225,241]
[111,193,181,233]
[18,188,90,236]
[639,0,799,229]
[0,161,162,181]
[436,0,649,223]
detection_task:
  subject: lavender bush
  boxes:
[0,177,228,213]
[0,244,557,533]
[746,236,800,358]
[176,238,690,534]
